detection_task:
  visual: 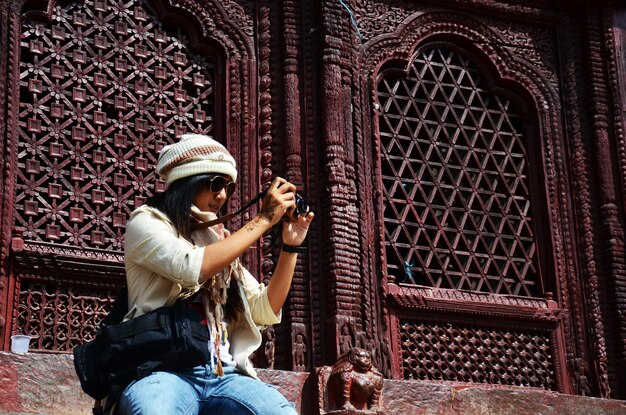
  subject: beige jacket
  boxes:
[123,205,281,378]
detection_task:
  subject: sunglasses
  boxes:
[205,175,236,197]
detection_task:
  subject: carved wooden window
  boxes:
[377,44,541,298]
[376,43,562,389]
[11,0,219,351]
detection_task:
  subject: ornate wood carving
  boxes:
[318,0,372,367]
[318,347,384,414]
[377,43,540,296]
[279,0,312,372]
[12,0,222,250]
[340,0,388,381]
[301,0,325,369]
[353,1,567,47]
[556,13,602,398]
[0,0,253,349]
[0,1,21,346]
[14,274,119,351]
[158,0,253,59]
[609,6,626,399]
[253,0,280,370]
[263,325,276,369]
[601,6,626,399]
[401,318,555,388]
[356,4,573,392]
[580,6,626,398]
[292,322,307,371]
[257,0,273,281]
[1,0,626,402]
[319,0,351,363]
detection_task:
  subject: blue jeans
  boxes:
[118,365,298,415]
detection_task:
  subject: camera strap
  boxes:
[191,189,268,230]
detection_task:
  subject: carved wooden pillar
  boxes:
[579,6,624,399]
[257,0,275,300]
[0,2,7,345]
[339,0,389,378]
[581,5,626,399]
[319,0,364,363]
[556,12,605,398]
[616,7,626,141]
[301,0,325,370]
[0,0,20,349]
[613,13,626,377]
[605,7,626,399]
[281,0,303,187]
[255,9,276,379]
[279,0,311,372]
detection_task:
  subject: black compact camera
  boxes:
[256,188,309,222]
[290,193,309,221]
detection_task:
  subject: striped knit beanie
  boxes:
[156,134,237,185]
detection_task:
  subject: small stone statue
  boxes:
[264,327,275,369]
[294,333,307,370]
[339,324,354,356]
[572,357,591,396]
[326,347,384,413]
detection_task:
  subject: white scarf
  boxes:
[190,205,244,376]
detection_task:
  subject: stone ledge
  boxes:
[1,352,625,415]
[0,352,309,415]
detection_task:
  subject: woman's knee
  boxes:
[119,371,199,415]
[205,375,297,415]
[253,383,297,415]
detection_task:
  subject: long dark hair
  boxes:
[146,174,244,321]
[146,174,212,241]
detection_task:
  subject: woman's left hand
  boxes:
[282,211,314,246]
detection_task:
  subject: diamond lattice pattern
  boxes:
[400,320,555,389]
[377,47,539,296]
[15,0,216,251]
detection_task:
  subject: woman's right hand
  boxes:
[258,177,296,226]
[198,178,295,281]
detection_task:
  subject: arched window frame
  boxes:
[375,39,554,299]
[366,33,568,390]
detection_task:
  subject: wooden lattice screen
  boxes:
[400,319,555,388]
[11,0,218,351]
[378,45,540,298]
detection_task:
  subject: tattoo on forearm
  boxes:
[245,215,270,232]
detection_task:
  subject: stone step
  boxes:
[0,352,308,415]
[1,352,625,415]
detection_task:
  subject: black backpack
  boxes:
[73,288,209,400]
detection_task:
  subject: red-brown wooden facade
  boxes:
[1,0,625,402]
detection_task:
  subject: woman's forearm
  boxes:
[198,177,298,283]
[198,215,272,283]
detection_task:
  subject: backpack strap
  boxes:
[102,286,129,327]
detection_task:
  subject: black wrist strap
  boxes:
[282,243,307,254]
